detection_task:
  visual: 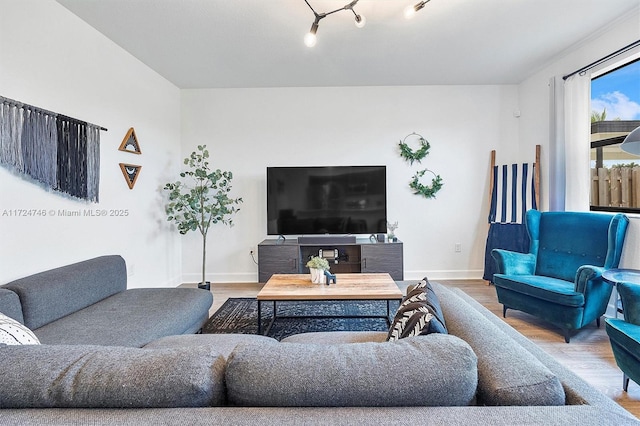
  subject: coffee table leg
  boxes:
[272,300,277,329]
[261,301,277,336]
[258,300,278,336]
[386,299,400,325]
[257,299,262,335]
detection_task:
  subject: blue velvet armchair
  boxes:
[491,210,629,343]
[606,282,640,391]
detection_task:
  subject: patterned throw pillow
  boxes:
[416,278,448,334]
[387,302,434,341]
[0,312,40,345]
[387,278,447,341]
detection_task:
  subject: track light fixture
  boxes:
[303,0,430,47]
[404,0,431,19]
[304,0,365,47]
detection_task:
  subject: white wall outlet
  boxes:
[454,243,462,253]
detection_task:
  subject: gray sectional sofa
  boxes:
[0,255,213,347]
[0,259,638,425]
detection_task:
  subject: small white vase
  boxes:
[310,268,324,284]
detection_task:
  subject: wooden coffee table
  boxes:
[257,273,403,335]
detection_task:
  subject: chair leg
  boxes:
[596,317,600,328]
[502,305,508,318]
[562,329,571,343]
[624,373,630,392]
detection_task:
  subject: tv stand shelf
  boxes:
[257,238,403,283]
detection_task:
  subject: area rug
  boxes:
[202,298,398,341]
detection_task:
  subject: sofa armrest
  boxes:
[0,288,24,323]
[616,281,640,325]
[3,256,127,329]
[575,265,604,294]
[491,249,536,275]
[575,265,614,326]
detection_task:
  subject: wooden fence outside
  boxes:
[591,166,640,208]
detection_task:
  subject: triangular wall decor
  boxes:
[118,127,142,154]
[119,163,142,189]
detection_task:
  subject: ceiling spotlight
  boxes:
[304,20,319,47]
[405,0,430,19]
[354,14,366,28]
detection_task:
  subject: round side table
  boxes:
[602,269,640,318]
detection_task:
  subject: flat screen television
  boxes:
[267,166,387,236]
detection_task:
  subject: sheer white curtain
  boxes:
[548,76,565,211]
[563,73,591,211]
[556,48,640,212]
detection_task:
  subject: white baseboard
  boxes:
[182,270,483,284]
[182,272,258,284]
[403,269,484,281]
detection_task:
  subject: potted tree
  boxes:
[164,145,242,290]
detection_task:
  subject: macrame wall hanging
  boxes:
[0,95,106,202]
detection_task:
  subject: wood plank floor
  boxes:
[199,279,640,418]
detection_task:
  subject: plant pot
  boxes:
[309,268,324,284]
[198,281,211,291]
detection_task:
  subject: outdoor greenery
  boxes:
[610,162,639,169]
[591,108,607,123]
[591,108,621,123]
[164,145,242,286]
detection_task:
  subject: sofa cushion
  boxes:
[416,278,448,332]
[433,284,566,406]
[0,344,225,408]
[226,335,477,407]
[535,212,613,282]
[492,274,584,307]
[387,278,447,341]
[3,255,127,329]
[0,288,23,323]
[605,318,640,354]
[0,312,40,345]
[144,333,278,359]
[387,302,433,340]
[34,288,213,347]
[282,331,388,344]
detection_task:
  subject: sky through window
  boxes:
[591,59,640,120]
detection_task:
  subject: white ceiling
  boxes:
[56,0,640,89]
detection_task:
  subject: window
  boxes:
[590,59,640,213]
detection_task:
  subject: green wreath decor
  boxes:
[398,133,430,165]
[409,169,443,199]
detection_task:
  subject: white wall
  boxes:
[518,8,640,271]
[181,85,520,282]
[6,1,634,287]
[0,0,183,287]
